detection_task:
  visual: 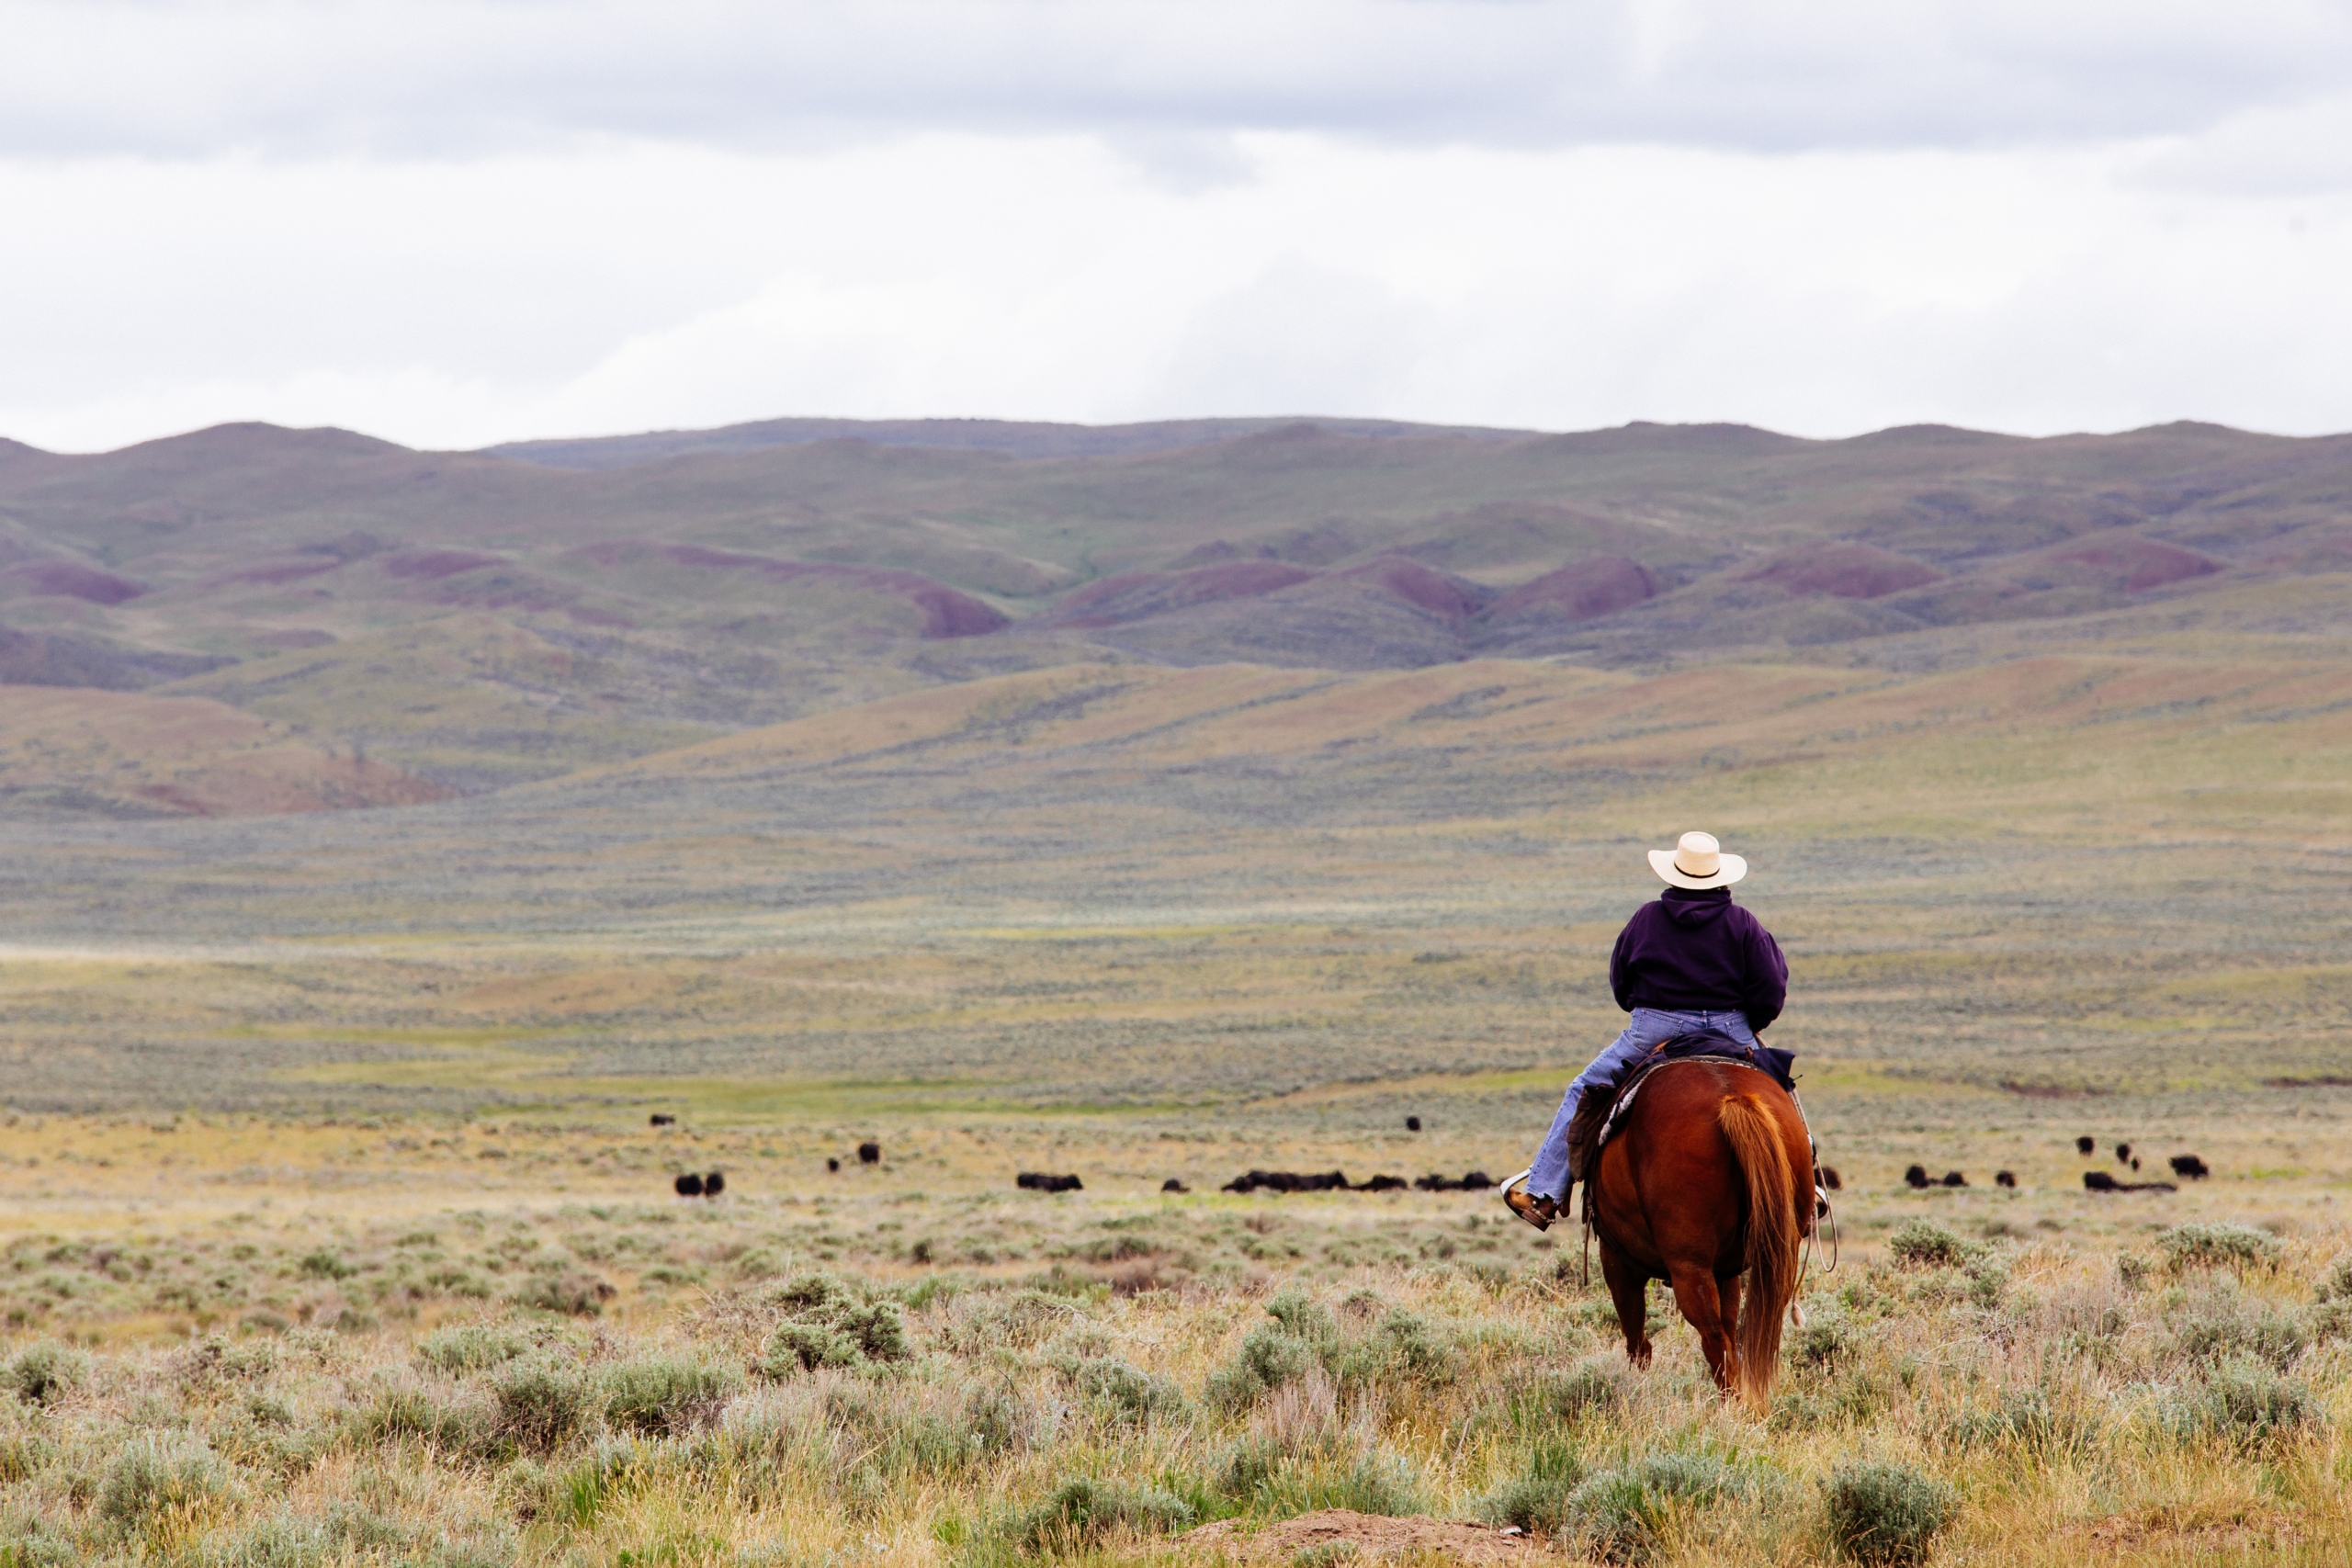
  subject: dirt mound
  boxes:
[1324,556,1492,620]
[2033,531,2221,592]
[1737,540,1942,600]
[1487,555,1659,621]
[1183,1511,1541,1563]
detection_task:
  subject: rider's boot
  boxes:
[1503,1170,1560,1231]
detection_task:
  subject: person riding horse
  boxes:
[1509,830,1788,1231]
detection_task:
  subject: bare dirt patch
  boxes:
[1182,1511,1547,1563]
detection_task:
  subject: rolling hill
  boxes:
[0,412,2345,806]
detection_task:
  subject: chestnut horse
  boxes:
[1585,1058,1813,1411]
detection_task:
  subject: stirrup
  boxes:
[1500,1168,1555,1232]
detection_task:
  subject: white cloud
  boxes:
[6,130,2349,451]
[3,5,2351,450]
[3,0,2349,161]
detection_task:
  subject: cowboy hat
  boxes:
[1647,830,1747,889]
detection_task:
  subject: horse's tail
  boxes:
[1717,1092,1798,1412]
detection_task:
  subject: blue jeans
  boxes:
[1527,1008,1760,1202]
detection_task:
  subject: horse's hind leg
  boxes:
[1600,1244,1653,1369]
[1667,1264,1737,1394]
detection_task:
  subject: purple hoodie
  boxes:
[1608,886,1788,1031]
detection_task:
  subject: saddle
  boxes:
[1565,1032,1799,1206]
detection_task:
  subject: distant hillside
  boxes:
[486,414,1533,469]
[0,413,2345,807]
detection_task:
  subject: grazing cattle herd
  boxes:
[1217,1168,1492,1194]
[646,1122,2221,1210]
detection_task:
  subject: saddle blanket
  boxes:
[1598,1032,1799,1150]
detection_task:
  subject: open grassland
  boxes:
[0,1139,2348,1568]
[0,637,2346,1562]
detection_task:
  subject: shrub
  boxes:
[600,1355,738,1436]
[99,1436,234,1526]
[1791,1307,1860,1371]
[2156,1224,2279,1273]
[296,1250,356,1280]
[4,1343,86,1406]
[2318,1255,2352,1302]
[1355,1308,1458,1385]
[936,1289,1070,1353]
[2309,1298,2352,1344]
[1057,1355,1183,1423]
[491,1359,591,1452]
[1823,1462,1958,1565]
[415,1324,534,1375]
[552,1437,652,1529]
[1773,1370,1890,1431]
[195,1513,334,1566]
[1204,1324,1317,1411]
[1513,1362,1623,1427]
[1886,1222,1973,1270]
[514,1272,612,1317]
[756,1273,911,1375]
[2161,1359,2320,1448]
[357,1384,483,1450]
[0,1519,74,1567]
[1260,1450,1426,1519]
[2170,1292,2308,1371]
[1939,1387,2098,1453]
[1262,1288,1341,1351]
[1553,1453,1750,1564]
[1476,1439,1586,1533]
[1012,1477,1195,1550]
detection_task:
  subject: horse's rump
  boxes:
[1587,1060,1812,1408]
[1567,1032,1792,1192]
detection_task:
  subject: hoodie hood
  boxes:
[1660,887,1733,928]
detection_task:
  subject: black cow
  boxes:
[2170,1154,2211,1179]
[1995,1170,2017,1189]
[826,1156,841,1173]
[1818,1166,1842,1191]
[857,1142,882,1165]
[1940,1171,1967,1188]
[1161,1179,1189,1193]
[1357,1175,1408,1191]
[1904,1165,1931,1190]
[2085,1170,2178,1193]
[1017,1171,1082,1192]
[2115,1142,2132,1162]
[674,1173,704,1197]
[649,1113,675,1127]
[703,1171,725,1197]
[1405,1116,1422,1132]
[2075,1135,2096,1155]
[1226,1169,1351,1194]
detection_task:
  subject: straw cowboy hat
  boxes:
[1647,830,1747,889]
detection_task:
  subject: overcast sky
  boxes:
[6,0,2351,452]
